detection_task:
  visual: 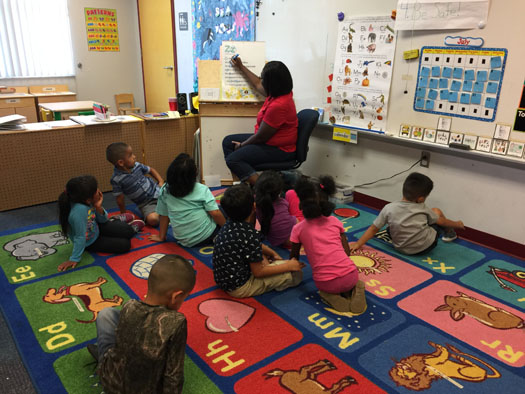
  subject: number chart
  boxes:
[414,47,507,122]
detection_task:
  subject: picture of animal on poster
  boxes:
[3,231,69,261]
[42,277,123,323]
[264,359,357,394]
[434,291,524,330]
[389,341,500,391]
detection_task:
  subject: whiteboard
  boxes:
[256,0,525,141]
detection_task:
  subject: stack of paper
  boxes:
[0,114,26,130]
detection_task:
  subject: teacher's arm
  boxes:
[231,56,266,96]
[234,121,277,149]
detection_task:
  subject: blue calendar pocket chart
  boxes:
[464,69,475,81]
[460,93,471,105]
[414,46,507,122]
[442,67,452,78]
[450,80,461,91]
[476,70,488,82]
[463,80,473,92]
[486,82,499,94]
[491,56,502,68]
[471,93,482,105]
[489,69,502,81]
[473,81,485,93]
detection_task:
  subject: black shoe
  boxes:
[87,343,99,361]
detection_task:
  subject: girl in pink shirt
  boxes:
[289,176,366,314]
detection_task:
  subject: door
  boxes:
[138,0,177,112]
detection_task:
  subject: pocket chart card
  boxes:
[414,47,507,122]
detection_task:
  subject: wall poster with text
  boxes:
[84,8,119,52]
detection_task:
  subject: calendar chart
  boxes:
[414,47,507,122]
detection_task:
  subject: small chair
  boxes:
[253,109,319,171]
[114,93,140,115]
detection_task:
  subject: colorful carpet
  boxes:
[0,200,524,393]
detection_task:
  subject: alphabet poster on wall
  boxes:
[331,16,397,132]
[84,8,119,52]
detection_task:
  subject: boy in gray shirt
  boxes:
[350,172,464,255]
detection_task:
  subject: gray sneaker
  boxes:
[442,229,457,242]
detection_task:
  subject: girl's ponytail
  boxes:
[254,171,283,236]
[58,190,71,235]
[295,175,336,219]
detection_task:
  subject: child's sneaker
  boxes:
[442,229,457,242]
[130,219,145,233]
[110,213,134,223]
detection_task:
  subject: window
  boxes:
[0,0,74,78]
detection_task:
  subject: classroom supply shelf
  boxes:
[318,123,525,170]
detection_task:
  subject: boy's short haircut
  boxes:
[403,172,434,201]
[148,254,196,295]
[220,184,254,222]
[106,142,129,165]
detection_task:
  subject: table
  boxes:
[38,100,96,120]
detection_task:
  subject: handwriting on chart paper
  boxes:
[395,0,489,31]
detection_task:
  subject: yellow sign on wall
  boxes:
[333,127,358,144]
[84,8,119,52]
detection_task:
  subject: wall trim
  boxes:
[354,191,525,260]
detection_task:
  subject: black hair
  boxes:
[166,153,197,198]
[254,171,283,235]
[148,254,196,295]
[294,175,336,219]
[220,184,254,222]
[106,142,129,165]
[260,61,293,97]
[402,172,434,201]
[58,175,98,236]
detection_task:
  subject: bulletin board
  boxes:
[414,47,507,122]
[255,0,525,142]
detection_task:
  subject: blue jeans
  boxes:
[95,307,120,361]
[222,134,296,181]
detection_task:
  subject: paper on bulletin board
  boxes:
[221,41,266,101]
[331,16,397,132]
[84,8,119,52]
[395,0,489,30]
[333,127,358,144]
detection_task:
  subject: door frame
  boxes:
[136,0,179,110]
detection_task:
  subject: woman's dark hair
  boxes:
[260,61,293,97]
[254,171,283,235]
[220,184,254,222]
[166,153,198,198]
[295,175,336,219]
[58,175,98,236]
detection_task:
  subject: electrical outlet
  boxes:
[420,151,430,168]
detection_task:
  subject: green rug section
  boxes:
[354,229,485,275]
[334,204,378,233]
[460,259,525,310]
[54,348,221,394]
[15,266,130,353]
[0,225,94,285]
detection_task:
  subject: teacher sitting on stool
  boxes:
[222,57,298,185]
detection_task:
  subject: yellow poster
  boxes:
[85,8,119,52]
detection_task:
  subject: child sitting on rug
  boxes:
[290,176,366,314]
[254,170,297,247]
[57,175,144,272]
[91,254,196,393]
[213,184,304,298]
[149,153,225,247]
[350,172,465,255]
[106,142,164,227]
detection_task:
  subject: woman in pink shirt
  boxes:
[289,176,366,314]
[222,57,298,185]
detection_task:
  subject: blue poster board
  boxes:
[413,47,507,122]
[192,0,256,91]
